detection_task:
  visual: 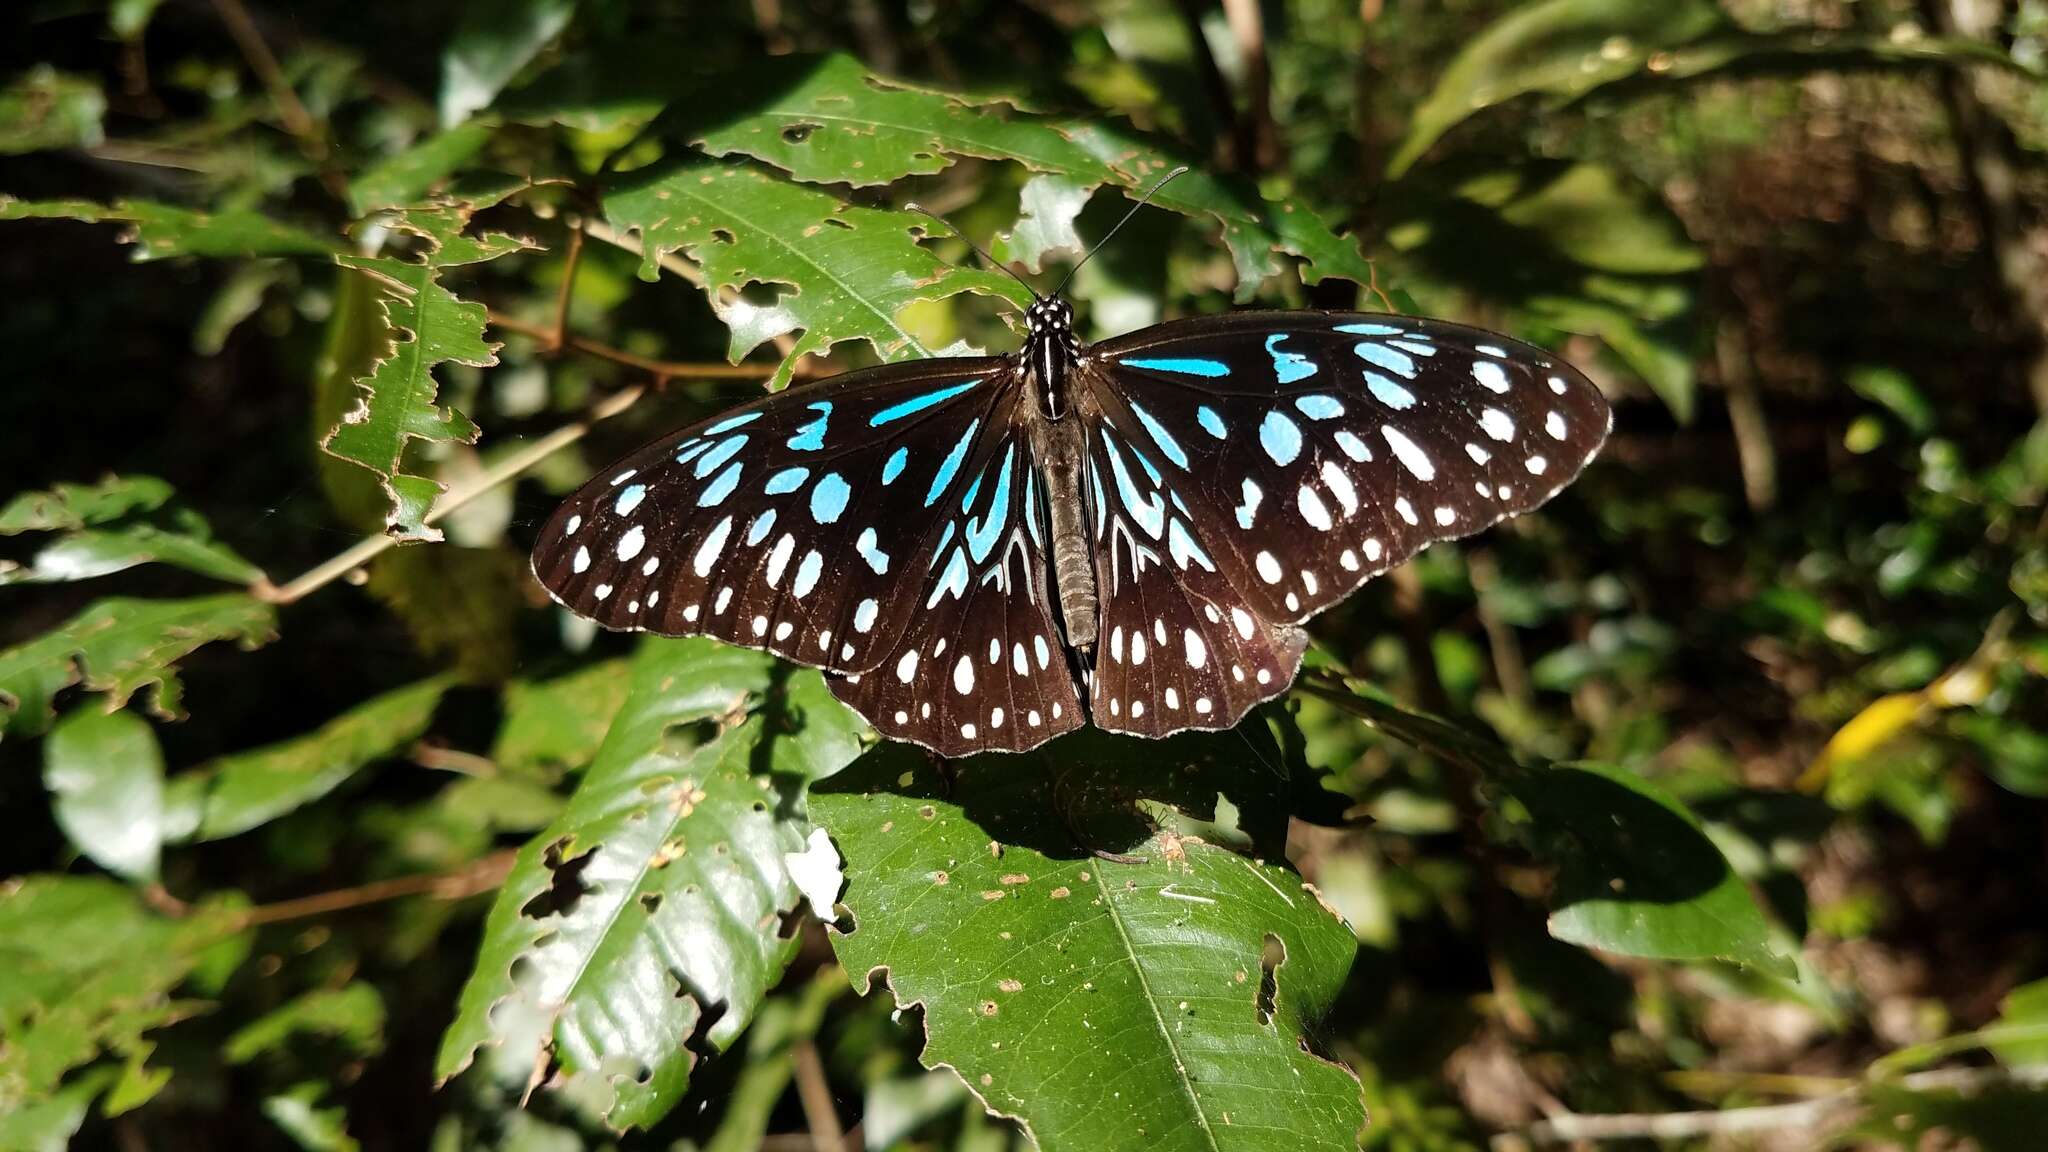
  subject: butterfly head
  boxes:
[1022,297,1080,419]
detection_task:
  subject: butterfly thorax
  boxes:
[1019,297,1099,654]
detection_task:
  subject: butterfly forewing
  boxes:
[1076,312,1608,735]
[532,357,1012,675]
[829,430,1085,756]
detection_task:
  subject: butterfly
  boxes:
[532,282,1611,757]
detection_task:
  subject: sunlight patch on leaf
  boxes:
[44,709,166,883]
[0,475,262,587]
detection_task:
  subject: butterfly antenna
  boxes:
[1053,165,1189,297]
[904,202,1042,303]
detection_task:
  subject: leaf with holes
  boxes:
[321,201,533,540]
[812,735,1364,1152]
[435,638,864,1129]
[1,474,262,587]
[161,677,452,843]
[0,876,247,1116]
[686,55,1376,301]
[602,160,1024,388]
[0,595,277,741]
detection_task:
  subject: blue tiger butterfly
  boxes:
[533,192,1610,757]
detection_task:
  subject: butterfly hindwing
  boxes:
[532,357,1013,675]
[828,428,1085,756]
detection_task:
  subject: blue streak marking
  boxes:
[1196,406,1227,439]
[1132,443,1163,487]
[693,434,747,478]
[705,412,762,434]
[1168,519,1215,571]
[674,439,710,465]
[786,401,831,451]
[765,466,809,494]
[1366,372,1417,410]
[746,508,777,545]
[927,549,969,607]
[1353,341,1416,379]
[1102,436,1164,539]
[959,470,985,515]
[870,380,978,426]
[1335,322,1402,336]
[698,461,743,506]
[929,521,957,570]
[614,484,646,516]
[1127,401,1189,469]
[1389,339,1436,357]
[855,527,890,574]
[1265,333,1319,383]
[1236,479,1262,530]
[1334,430,1371,460]
[1259,410,1303,465]
[1122,356,1230,377]
[882,446,908,485]
[965,444,1014,563]
[1294,394,1345,420]
[925,419,979,507]
[809,472,851,523]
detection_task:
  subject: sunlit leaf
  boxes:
[320,200,534,541]
[441,0,579,126]
[603,160,1024,387]
[224,985,387,1064]
[1,475,262,587]
[0,594,278,741]
[350,118,501,215]
[44,709,166,883]
[161,677,452,843]
[815,737,1365,1152]
[0,876,246,1115]
[262,1082,360,1152]
[436,638,864,1129]
[491,659,634,777]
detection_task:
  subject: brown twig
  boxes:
[790,1040,847,1152]
[549,226,585,353]
[208,0,349,201]
[239,850,517,928]
[488,311,787,382]
[1220,0,1283,172]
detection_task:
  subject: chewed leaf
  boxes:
[815,742,1365,1152]
[435,638,862,1129]
[0,595,278,741]
[686,55,1376,301]
[320,200,533,541]
[602,161,1024,388]
[0,195,335,260]
[0,475,262,587]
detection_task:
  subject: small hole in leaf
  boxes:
[1255,932,1285,1026]
[710,227,736,245]
[831,904,858,933]
[639,892,662,916]
[824,217,854,230]
[663,720,719,755]
[781,122,821,143]
[520,837,594,919]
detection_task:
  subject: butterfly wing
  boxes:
[1079,311,1609,736]
[828,432,1085,757]
[534,357,1016,677]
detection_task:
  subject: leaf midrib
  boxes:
[1091,864,1222,1152]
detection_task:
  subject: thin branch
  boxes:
[239,850,517,928]
[1504,1064,2048,1148]
[208,0,349,201]
[1220,0,1283,172]
[488,311,785,381]
[260,384,646,605]
[549,226,585,352]
[790,1041,847,1152]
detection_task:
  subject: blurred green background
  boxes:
[3,0,2047,1149]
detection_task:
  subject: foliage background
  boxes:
[3,0,2047,1149]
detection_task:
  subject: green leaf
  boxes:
[365,544,528,679]
[491,659,634,777]
[0,67,104,154]
[0,594,278,741]
[686,56,1376,301]
[1992,979,2048,1068]
[0,196,336,260]
[0,1067,115,1152]
[161,677,452,843]
[349,118,501,215]
[0,876,246,1114]
[320,201,533,541]
[262,1082,360,1152]
[815,739,1365,1152]
[1,475,263,587]
[44,709,167,883]
[993,173,1093,273]
[108,0,163,40]
[1301,679,1785,973]
[602,161,1024,387]
[436,638,865,1129]
[224,985,387,1064]
[441,0,579,126]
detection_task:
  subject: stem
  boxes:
[208,0,349,202]
[790,1040,847,1152]
[260,384,645,605]
[239,850,516,927]
[549,226,585,352]
[488,310,784,381]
